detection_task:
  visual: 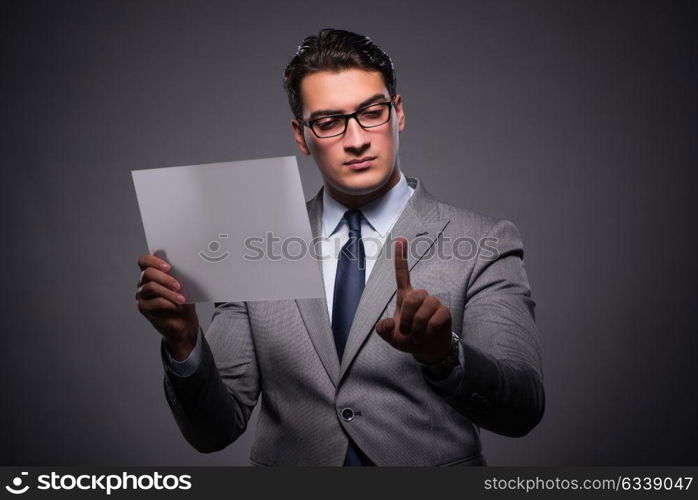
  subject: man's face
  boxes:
[291,68,405,199]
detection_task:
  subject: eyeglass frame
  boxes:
[297,97,396,139]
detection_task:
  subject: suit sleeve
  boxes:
[437,219,545,437]
[160,301,261,452]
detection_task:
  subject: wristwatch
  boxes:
[418,331,461,381]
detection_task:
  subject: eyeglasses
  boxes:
[299,100,394,138]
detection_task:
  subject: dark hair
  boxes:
[282,28,397,119]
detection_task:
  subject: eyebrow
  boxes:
[307,93,388,121]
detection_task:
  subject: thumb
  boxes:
[376,317,395,342]
[181,302,198,320]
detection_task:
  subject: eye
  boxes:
[316,118,342,130]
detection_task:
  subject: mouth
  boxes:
[344,156,376,170]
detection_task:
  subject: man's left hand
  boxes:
[375,237,453,364]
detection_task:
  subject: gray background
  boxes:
[1,0,695,465]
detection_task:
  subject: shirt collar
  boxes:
[322,170,414,238]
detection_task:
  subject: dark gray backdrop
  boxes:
[1,0,696,465]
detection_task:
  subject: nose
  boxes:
[343,115,370,152]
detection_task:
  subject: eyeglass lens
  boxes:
[312,103,390,137]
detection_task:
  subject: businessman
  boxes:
[136,28,544,466]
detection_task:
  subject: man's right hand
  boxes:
[136,253,199,361]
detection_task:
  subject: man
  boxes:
[136,28,544,466]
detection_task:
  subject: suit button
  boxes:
[341,408,355,421]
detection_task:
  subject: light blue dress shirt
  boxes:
[164,170,465,397]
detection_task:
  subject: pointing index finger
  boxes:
[394,237,411,292]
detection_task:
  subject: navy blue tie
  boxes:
[332,209,365,362]
[332,209,373,466]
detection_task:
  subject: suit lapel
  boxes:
[295,190,341,387]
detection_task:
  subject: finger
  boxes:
[425,305,452,342]
[399,289,428,336]
[137,280,186,305]
[137,296,181,314]
[394,237,411,307]
[409,295,440,345]
[138,267,181,291]
[137,253,171,272]
[376,317,413,353]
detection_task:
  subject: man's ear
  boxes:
[394,94,405,133]
[291,119,311,156]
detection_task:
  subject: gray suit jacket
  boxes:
[160,175,544,466]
